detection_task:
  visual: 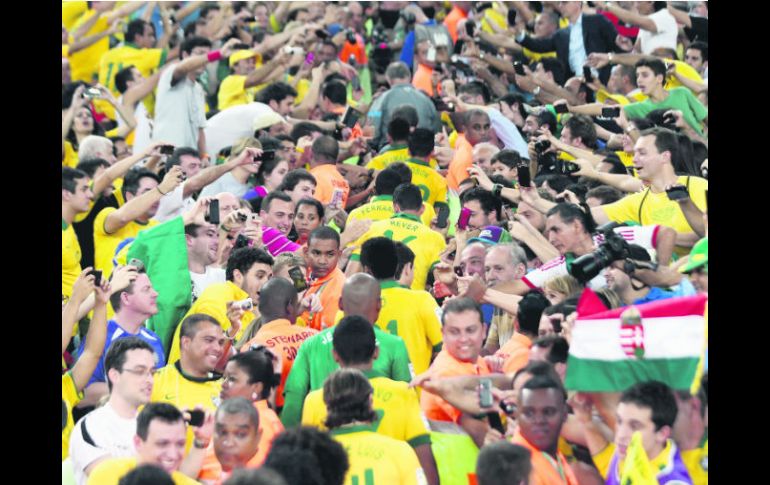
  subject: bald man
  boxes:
[240,278,317,409]
[280,273,413,427]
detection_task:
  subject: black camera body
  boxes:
[346,30,358,44]
[569,222,630,283]
[534,139,551,153]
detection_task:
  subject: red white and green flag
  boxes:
[565,290,707,394]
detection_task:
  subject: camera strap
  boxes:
[637,176,691,225]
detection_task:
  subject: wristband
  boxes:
[193,439,209,449]
[207,50,222,63]
[492,183,503,198]
[156,186,168,196]
[532,86,541,96]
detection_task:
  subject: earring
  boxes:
[252,392,258,401]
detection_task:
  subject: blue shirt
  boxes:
[631,279,697,305]
[568,14,587,76]
[78,319,167,386]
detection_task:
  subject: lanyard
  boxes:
[542,451,566,483]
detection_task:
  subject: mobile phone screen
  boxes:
[341,107,359,128]
[206,199,220,225]
[507,9,517,25]
[288,266,308,292]
[457,207,472,230]
[602,106,621,118]
[513,62,525,76]
[435,204,450,229]
[517,165,531,187]
[582,65,593,82]
[187,410,205,427]
[554,104,569,114]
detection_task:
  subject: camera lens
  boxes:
[569,248,611,283]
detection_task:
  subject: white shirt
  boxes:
[568,14,587,76]
[69,402,137,485]
[154,63,207,149]
[154,183,196,222]
[204,102,278,157]
[118,95,153,154]
[199,172,250,199]
[191,266,226,301]
[638,9,678,55]
[487,108,530,160]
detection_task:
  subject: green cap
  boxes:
[679,237,708,273]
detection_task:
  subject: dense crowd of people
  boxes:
[62,1,709,484]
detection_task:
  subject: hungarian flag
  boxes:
[126,216,192,355]
[565,290,707,393]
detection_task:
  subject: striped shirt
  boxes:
[262,226,300,256]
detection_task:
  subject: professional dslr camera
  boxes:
[569,222,632,283]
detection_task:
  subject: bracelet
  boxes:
[193,439,209,449]
[532,86,541,96]
[156,186,168,196]
[224,329,236,341]
[207,50,222,63]
[492,183,503,198]
[608,52,614,63]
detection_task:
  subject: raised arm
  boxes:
[595,2,658,33]
[71,282,111,391]
[62,85,88,158]
[95,85,136,137]
[69,20,120,55]
[62,269,96,354]
[667,2,692,28]
[103,167,184,234]
[182,147,261,198]
[171,37,240,85]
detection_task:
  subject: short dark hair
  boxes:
[476,442,532,485]
[226,247,274,281]
[536,174,572,193]
[407,128,434,158]
[458,80,491,104]
[125,19,149,43]
[278,169,316,191]
[321,82,347,106]
[394,241,415,280]
[109,269,148,312]
[265,427,348,485]
[118,464,175,485]
[391,104,419,127]
[289,122,325,143]
[521,374,567,402]
[166,147,201,170]
[333,316,376,365]
[308,226,340,248]
[441,297,483,326]
[461,186,501,221]
[296,198,324,219]
[687,41,708,61]
[222,468,288,485]
[260,190,293,213]
[539,57,567,85]
[532,335,569,365]
[639,127,679,164]
[490,149,521,169]
[324,368,377,428]
[388,162,412,184]
[517,291,550,336]
[546,202,596,234]
[586,185,623,204]
[62,166,88,193]
[256,82,298,105]
[360,237,398,280]
[620,381,678,430]
[104,337,155,391]
[181,36,213,56]
[311,136,339,163]
[122,167,161,199]
[535,110,558,134]
[393,183,423,211]
[635,58,667,79]
[374,168,403,196]
[114,65,137,94]
[136,402,184,441]
[387,117,411,142]
[179,313,220,346]
[512,360,561,388]
[564,114,597,148]
[76,158,110,179]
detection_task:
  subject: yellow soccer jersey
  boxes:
[99,43,166,95]
[217,74,262,111]
[93,206,158,279]
[86,457,199,485]
[151,362,222,452]
[346,195,434,228]
[332,427,427,485]
[302,371,431,447]
[366,144,412,171]
[62,220,82,299]
[404,158,448,208]
[601,176,707,256]
[377,282,443,376]
[62,372,83,460]
[69,10,111,82]
[665,59,705,91]
[62,1,88,30]
[167,281,254,365]
[350,214,446,291]
[63,140,78,168]
[681,439,708,485]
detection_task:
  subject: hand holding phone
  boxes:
[517,165,531,187]
[288,266,308,292]
[602,106,621,118]
[479,378,494,408]
[89,269,103,287]
[457,207,472,230]
[666,185,689,201]
[159,144,175,155]
[186,409,205,427]
[554,103,569,114]
[582,65,594,83]
[507,9,517,25]
[435,204,450,229]
[513,61,525,76]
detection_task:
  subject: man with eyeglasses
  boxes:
[70,338,158,485]
[78,270,166,408]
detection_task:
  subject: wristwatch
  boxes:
[479,52,486,60]
[532,86,541,96]
[193,439,209,449]
[492,183,503,198]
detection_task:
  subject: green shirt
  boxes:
[280,326,413,427]
[623,87,708,135]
